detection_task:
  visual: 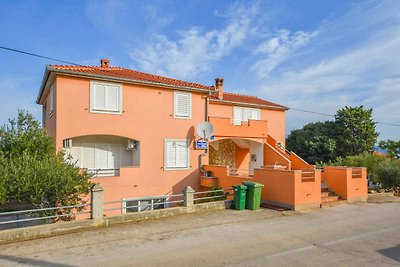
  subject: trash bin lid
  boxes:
[233,184,248,189]
[242,181,264,187]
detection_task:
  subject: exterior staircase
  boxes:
[320,184,347,208]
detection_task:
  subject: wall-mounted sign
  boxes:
[195,140,208,149]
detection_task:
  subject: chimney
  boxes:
[215,77,224,99]
[100,59,110,68]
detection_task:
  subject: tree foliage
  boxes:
[378,139,400,159]
[334,106,379,157]
[286,121,337,163]
[286,106,379,163]
[0,111,92,213]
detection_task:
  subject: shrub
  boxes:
[331,152,384,183]
[376,160,400,189]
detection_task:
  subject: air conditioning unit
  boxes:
[63,139,72,149]
[127,140,138,150]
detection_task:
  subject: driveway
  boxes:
[0,201,399,267]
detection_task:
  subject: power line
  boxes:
[288,107,400,127]
[2,45,400,127]
[0,46,79,66]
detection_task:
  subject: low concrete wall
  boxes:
[0,201,226,244]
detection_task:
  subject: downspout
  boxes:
[199,90,211,174]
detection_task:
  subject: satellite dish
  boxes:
[196,121,214,139]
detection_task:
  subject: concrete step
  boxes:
[321,200,348,208]
[321,195,340,203]
[321,191,336,197]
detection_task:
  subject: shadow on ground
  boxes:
[377,244,400,262]
[0,254,74,267]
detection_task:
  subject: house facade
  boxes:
[37,59,368,212]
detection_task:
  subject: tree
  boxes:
[334,106,379,157]
[378,139,400,159]
[286,121,337,164]
[0,111,92,216]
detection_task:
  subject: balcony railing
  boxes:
[208,116,268,139]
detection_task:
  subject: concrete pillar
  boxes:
[183,186,195,207]
[90,184,104,221]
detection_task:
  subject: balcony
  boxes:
[208,116,268,139]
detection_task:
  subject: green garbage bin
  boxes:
[232,184,248,210]
[242,182,264,210]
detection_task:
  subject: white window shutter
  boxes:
[166,141,176,168]
[82,144,96,169]
[108,144,121,169]
[251,109,260,120]
[233,107,242,125]
[175,141,188,167]
[96,144,109,169]
[94,84,106,110]
[174,92,191,118]
[165,140,189,169]
[106,85,119,111]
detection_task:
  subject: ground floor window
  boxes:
[81,143,121,177]
[122,196,166,213]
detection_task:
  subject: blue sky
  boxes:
[0,0,399,140]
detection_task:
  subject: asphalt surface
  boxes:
[0,200,399,267]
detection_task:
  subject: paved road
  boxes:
[0,202,399,267]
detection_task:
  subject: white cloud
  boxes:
[251,29,319,78]
[256,1,400,140]
[129,3,259,80]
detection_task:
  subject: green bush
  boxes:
[0,111,92,219]
[328,152,400,189]
[376,160,400,189]
[331,152,384,183]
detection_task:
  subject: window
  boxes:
[164,139,190,170]
[173,91,191,119]
[233,107,260,125]
[42,104,47,126]
[123,196,166,213]
[81,143,121,177]
[90,81,122,114]
[49,85,54,115]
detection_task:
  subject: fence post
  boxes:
[91,184,104,222]
[183,186,195,207]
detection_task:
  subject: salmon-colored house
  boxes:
[37,59,368,212]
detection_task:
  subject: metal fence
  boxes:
[0,186,233,231]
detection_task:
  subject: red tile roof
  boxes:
[49,65,213,90]
[43,62,285,109]
[210,92,286,109]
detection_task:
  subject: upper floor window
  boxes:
[233,106,260,125]
[173,91,191,119]
[49,85,54,116]
[90,81,122,114]
[164,139,190,170]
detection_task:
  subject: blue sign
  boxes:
[195,140,208,149]
[210,135,215,140]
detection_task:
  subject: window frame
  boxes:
[232,106,260,125]
[122,196,167,213]
[48,84,54,116]
[90,80,123,114]
[80,142,122,177]
[173,91,192,119]
[164,139,190,170]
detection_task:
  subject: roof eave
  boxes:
[43,67,213,94]
[36,65,52,104]
[209,98,288,110]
